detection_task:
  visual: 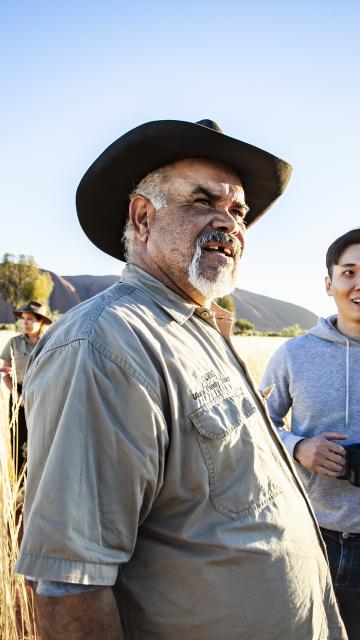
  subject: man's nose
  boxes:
[211,208,246,240]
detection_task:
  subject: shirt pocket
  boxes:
[190,393,282,520]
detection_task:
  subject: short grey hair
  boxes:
[122,165,170,260]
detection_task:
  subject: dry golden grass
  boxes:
[232,335,287,385]
[0,332,38,639]
[232,335,291,430]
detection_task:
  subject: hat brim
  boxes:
[76,120,292,261]
[13,309,52,324]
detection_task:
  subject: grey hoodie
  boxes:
[260,315,360,532]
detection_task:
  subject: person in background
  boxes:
[15,119,346,639]
[0,301,52,473]
[260,227,360,640]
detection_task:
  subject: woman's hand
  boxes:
[0,365,12,375]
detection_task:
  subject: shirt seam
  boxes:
[89,336,163,408]
[20,550,119,566]
[82,282,135,334]
[25,335,163,410]
[122,264,196,324]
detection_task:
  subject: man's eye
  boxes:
[195,199,210,206]
[343,270,354,276]
[230,209,246,221]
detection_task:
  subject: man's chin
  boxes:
[188,273,237,301]
[187,250,240,300]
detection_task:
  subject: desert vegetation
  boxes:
[0,254,53,311]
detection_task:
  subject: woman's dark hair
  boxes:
[326,228,360,278]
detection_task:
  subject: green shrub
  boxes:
[280,324,306,337]
[216,295,235,314]
[233,318,255,334]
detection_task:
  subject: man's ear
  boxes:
[325,275,333,297]
[128,196,154,243]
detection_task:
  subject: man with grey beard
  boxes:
[16,119,346,640]
[188,228,242,298]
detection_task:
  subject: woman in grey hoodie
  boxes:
[261,228,360,640]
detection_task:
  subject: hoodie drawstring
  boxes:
[345,339,350,429]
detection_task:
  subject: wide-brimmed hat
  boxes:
[76,118,292,261]
[13,301,52,324]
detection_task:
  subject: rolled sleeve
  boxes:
[36,580,102,596]
[1,337,13,362]
[15,338,168,584]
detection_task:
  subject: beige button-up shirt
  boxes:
[16,264,346,639]
[1,333,36,384]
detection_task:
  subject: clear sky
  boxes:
[1,0,359,317]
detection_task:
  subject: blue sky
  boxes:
[1,0,359,316]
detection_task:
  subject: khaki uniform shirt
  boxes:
[1,333,36,384]
[15,265,346,639]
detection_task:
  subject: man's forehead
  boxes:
[190,183,245,206]
[337,243,360,265]
[165,157,244,194]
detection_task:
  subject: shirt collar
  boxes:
[23,333,37,346]
[120,263,234,337]
[120,264,196,324]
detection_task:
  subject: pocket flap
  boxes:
[190,395,246,439]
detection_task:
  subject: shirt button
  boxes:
[342,532,349,539]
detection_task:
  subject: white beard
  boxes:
[187,239,239,301]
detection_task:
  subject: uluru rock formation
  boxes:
[0,271,318,332]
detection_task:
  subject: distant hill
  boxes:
[0,271,318,332]
[231,289,317,332]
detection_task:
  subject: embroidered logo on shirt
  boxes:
[192,369,233,400]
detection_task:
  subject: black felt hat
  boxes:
[76,119,292,261]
